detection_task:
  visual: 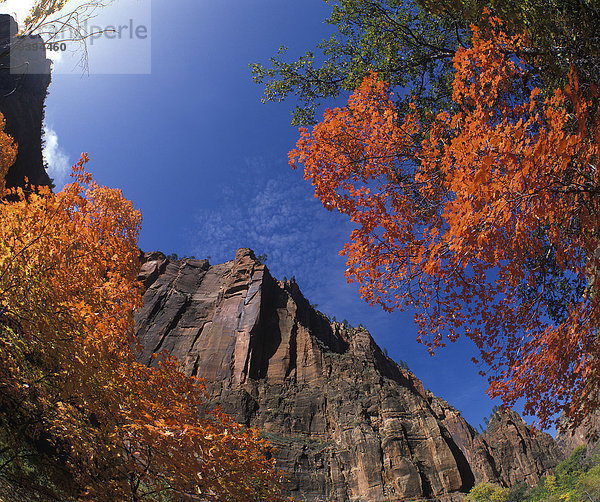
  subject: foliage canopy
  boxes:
[467,446,600,502]
[252,0,600,127]
[0,118,285,500]
[288,13,600,428]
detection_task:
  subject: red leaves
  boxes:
[291,20,600,430]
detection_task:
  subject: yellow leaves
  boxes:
[0,113,16,195]
[0,157,284,500]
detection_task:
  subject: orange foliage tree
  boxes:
[289,17,600,429]
[0,120,285,500]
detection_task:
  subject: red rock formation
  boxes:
[135,248,564,501]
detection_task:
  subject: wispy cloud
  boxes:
[187,160,497,431]
[189,156,353,304]
[43,125,70,189]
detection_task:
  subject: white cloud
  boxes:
[43,126,70,189]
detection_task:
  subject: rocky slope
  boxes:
[135,248,563,501]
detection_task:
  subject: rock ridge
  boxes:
[135,248,564,501]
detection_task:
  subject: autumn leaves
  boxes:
[290,17,600,429]
[0,134,286,499]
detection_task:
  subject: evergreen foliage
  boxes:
[467,446,600,502]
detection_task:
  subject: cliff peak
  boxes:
[135,248,563,501]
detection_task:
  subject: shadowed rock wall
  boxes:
[136,248,564,501]
[0,15,51,189]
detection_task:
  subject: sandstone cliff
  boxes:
[135,248,563,501]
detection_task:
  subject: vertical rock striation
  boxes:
[136,248,564,501]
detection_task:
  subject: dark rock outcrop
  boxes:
[135,249,564,501]
[0,15,51,189]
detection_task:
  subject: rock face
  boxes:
[0,15,51,189]
[556,410,600,455]
[436,406,562,488]
[135,248,564,501]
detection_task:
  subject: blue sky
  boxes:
[5,0,513,430]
